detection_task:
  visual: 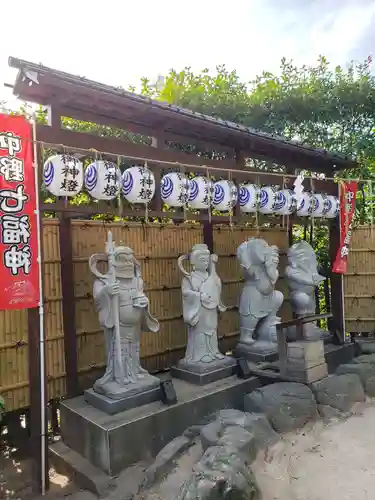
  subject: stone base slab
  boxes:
[171,356,237,385]
[285,362,328,384]
[233,342,278,363]
[59,374,261,476]
[286,340,326,370]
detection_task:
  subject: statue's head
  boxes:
[238,238,276,267]
[190,244,210,272]
[288,240,316,269]
[112,246,139,279]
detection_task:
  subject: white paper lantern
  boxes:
[297,192,314,216]
[324,195,340,218]
[188,176,213,209]
[312,194,329,217]
[274,189,297,215]
[259,186,278,214]
[161,172,189,207]
[84,160,121,200]
[212,180,238,212]
[43,154,83,197]
[239,184,259,213]
[121,165,155,204]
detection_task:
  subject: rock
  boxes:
[311,374,365,413]
[352,353,375,365]
[243,413,279,449]
[356,341,375,355]
[244,382,317,433]
[218,409,247,427]
[141,436,190,488]
[174,445,260,500]
[218,426,256,459]
[200,420,223,451]
[337,363,375,397]
[183,425,203,441]
[318,404,345,421]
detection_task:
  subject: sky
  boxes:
[2,0,375,108]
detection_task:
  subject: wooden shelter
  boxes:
[4,56,359,491]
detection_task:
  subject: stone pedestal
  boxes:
[233,341,278,363]
[281,340,328,384]
[84,375,161,415]
[171,356,237,385]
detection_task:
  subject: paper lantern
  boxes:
[188,176,213,209]
[43,154,83,197]
[297,192,314,216]
[312,194,329,217]
[161,172,189,207]
[274,189,297,215]
[239,184,259,213]
[259,186,278,214]
[121,165,155,204]
[324,195,340,218]
[212,180,238,212]
[84,160,121,200]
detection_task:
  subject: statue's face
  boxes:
[194,251,210,271]
[113,251,135,278]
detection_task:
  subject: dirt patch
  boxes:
[253,402,375,500]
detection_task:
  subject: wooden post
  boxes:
[329,216,345,343]
[59,215,79,396]
[27,307,49,493]
[203,222,214,252]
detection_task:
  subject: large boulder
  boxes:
[352,353,375,365]
[201,409,279,453]
[174,445,260,500]
[311,374,365,413]
[244,382,317,433]
[337,363,375,396]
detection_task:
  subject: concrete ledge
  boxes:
[59,374,262,476]
[49,440,116,497]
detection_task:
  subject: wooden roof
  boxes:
[8,56,358,173]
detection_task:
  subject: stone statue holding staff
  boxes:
[88,231,160,400]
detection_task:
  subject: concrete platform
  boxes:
[58,373,261,476]
[233,342,278,363]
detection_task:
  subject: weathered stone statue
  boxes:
[85,231,161,412]
[171,244,236,384]
[235,238,284,361]
[285,240,327,340]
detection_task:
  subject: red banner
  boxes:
[0,114,40,309]
[332,181,358,274]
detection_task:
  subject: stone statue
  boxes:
[236,238,284,353]
[285,240,327,340]
[88,231,160,400]
[178,244,227,363]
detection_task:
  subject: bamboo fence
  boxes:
[1,221,290,411]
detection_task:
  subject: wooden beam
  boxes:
[59,215,79,396]
[35,124,338,194]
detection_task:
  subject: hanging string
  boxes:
[255,175,260,237]
[206,167,212,225]
[144,161,149,224]
[310,177,315,245]
[117,155,123,219]
[228,169,233,230]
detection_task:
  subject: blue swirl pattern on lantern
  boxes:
[188,179,199,201]
[84,163,98,192]
[259,189,268,208]
[213,183,225,204]
[43,161,54,187]
[239,186,250,206]
[161,176,174,200]
[121,170,134,196]
[274,191,286,211]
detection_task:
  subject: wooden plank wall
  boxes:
[0,221,291,411]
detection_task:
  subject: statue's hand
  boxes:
[106,283,120,296]
[133,296,149,308]
[201,292,212,302]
